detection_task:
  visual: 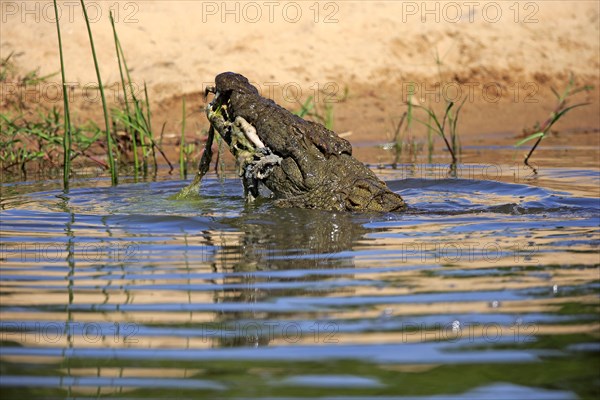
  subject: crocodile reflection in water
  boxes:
[206,208,368,347]
[180,72,407,212]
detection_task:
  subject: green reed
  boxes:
[294,92,343,131]
[180,97,187,178]
[81,0,117,184]
[110,11,138,176]
[427,113,434,163]
[144,83,158,171]
[413,98,466,165]
[109,14,162,176]
[52,0,72,189]
[515,74,592,170]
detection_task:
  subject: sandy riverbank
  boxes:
[2,1,599,154]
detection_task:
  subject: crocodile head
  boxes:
[203,72,407,212]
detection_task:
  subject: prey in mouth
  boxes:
[177,72,407,212]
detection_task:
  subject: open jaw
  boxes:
[177,73,407,212]
[205,87,283,202]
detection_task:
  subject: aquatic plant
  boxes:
[392,87,424,166]
[426,112,434,163]
[413,98,466,165]
[515,74,592,170]
[80,0,117,184]
[2,4,175,183]
[294,86,348,131]
[0,48,105,178]
[0,52,57,86]
[110,12,152,177]
[52,0,72,189]
[0,108,104,177]
[180,97,187,178]
[109,12,172,177]
[110,11,137,174]
[0,52,14,83]
[390,111,407,167]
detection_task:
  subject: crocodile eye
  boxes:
[345,196,362,210]
[348,198,360,207]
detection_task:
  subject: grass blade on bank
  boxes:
[449,97,466,160]
[399,89,414,166]
[515,74,592,171]
[109,11,138,177]
[180,97,186,179]
[52,0,72,190]
[110,18,171,175]
[427,113,434,163]
[413,101,461,165]
[391,112,407,167]
[81,0,117,184]
[144,83,158,171]
[117,33,149,173]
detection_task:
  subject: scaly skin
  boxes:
[203,72,407,212]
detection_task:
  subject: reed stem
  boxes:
[53,0,71,190]
[81,0,117,184]
[180,97,187,178]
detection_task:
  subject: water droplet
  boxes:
[452,320,461,333]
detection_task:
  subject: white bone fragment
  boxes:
[234,116,265,149]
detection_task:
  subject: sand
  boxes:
[2,0,599,149]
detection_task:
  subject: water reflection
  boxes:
[0,167,598,398]
[209,208,369,347]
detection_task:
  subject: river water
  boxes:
[1,162,599,399]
